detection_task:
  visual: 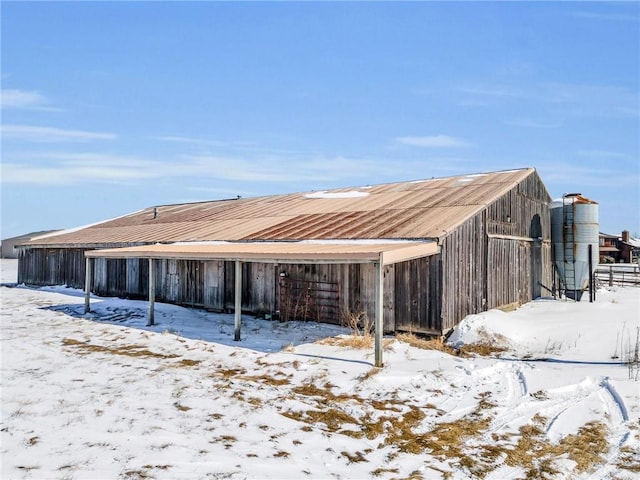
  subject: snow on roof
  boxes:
[626,237,640,248]
[28,209,145,241]
[550,194,598,208]
[303,190,370,199]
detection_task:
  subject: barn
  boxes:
[18,167,553,345]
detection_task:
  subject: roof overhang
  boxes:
[85,241,440,266]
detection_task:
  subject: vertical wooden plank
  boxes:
[126,258,139,295]
[204,260,222,310]
[234,260,242,341]
[383,264,395,331]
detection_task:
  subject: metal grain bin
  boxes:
[550,194,599,300]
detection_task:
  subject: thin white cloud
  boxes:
[1,153,156,186]
[576,150,630,160]
[456,86,524,98]
[395,135,471,148]
[1,151,383,186]
[1,89,47,109]
[1,163,152,185]
[1,125,117,142]
[1,148,486,188]
[570,11,639,22]
[153,135,226,147]
[506,118,563,129]
[456,82,639,118]
[538,162,640,188]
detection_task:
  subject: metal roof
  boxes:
[85,241,439,265]
[25,168,539,247]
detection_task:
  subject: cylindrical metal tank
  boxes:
[550,194,599,300]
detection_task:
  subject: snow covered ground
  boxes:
[1,258,639,479]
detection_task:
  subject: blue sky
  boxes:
[1,1,638,239]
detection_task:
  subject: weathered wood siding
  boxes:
[485,238,553,307]
[203,260,225,310]
[439,213,488,332]
[393,255,441,334]
[439,172,552,331]
[18,248,86,288]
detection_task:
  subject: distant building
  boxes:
[599,230,640,263]
[1,230,61,259]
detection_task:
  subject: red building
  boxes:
[599,230,640,263]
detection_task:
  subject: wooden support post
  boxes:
[587,244,596,303]
[609,265,613,287]
[147,258,155,326]
[234,260,242,341]
[84,257,92,313]
[374,259,384,368]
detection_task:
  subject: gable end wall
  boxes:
[439,172,553,332]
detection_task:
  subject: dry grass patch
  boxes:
[371,467,400,477]
[458,328,509,357]
[173,402,191,412]
[273,450,290,458]
[374,391,497,478]
[282,408,360,433]
[356,367,382,381]
[370,399,404,413]
[175,358,201,367]
[458,342,508,357]
[341,450,369,463]
[317,335,395,350]
[292,382,360,403]
[397,331,507,358]
[211,435,237,449]
[559,421,609,472]
[240,373,292,387]
[492,416,610,480]
[121,469,153,480]
[214,367,247,378]
[393,470,424,480]
[276,374,608,480]
[62,338,179,360]
[396,333,458,356]
[142,465,171,471]
[377,405,428,449]
[616,445,640,472]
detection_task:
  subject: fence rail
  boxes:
[595,264,640,286]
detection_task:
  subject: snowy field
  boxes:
[1,258,639,479]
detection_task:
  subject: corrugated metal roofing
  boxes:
[25,168,537,247]
[85,241,439,265]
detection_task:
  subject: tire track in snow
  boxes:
[490,375,602,437]
[600,377,629,422]
[598,376,632,452]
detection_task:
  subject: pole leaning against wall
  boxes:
[374,257,384,368]
[84,257,92,313]
[147,258,155,326]
[234,260,242,341]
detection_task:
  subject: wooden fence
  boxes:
[595,264,640,286]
